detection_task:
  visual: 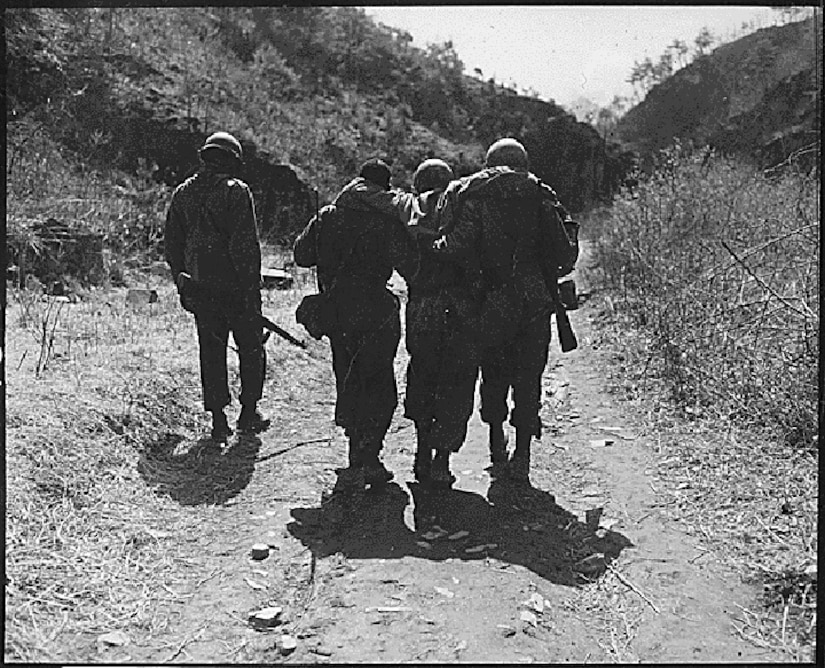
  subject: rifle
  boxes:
[547,274,578,353]
[258,313,307,349]
[176,272,307,349]
[536,199,578,353]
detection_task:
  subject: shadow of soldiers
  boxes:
[485,478,633,585]
[288,482,419,560]
[287,473,633,587]
[137,432,262,506]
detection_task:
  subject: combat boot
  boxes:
[335,430,366,493]
[210,409,233,441]
[509,429,532,484]
[413,421,433,482]
[429,450,456,488]
[488,422,509,478]
[361,436,394,487]
[237,402,271,433]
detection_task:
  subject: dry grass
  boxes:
[579,148,818,661]
[580,300,817,662]
[4,262,316,662]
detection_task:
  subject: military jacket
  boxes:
[294,177,416,291]
[434,167,578,340]
[165,168,262,293]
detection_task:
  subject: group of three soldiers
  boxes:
[166,132,578,490]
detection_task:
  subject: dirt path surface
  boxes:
[107,255,784,665]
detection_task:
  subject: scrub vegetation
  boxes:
[4,5,819,663]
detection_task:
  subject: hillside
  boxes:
[615,17,821,168]
[6,6,630,252]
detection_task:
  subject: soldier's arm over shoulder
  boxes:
[433,194,480,260]
[294,205,330,268]
[227,180,262,289]
[164,191,186,280]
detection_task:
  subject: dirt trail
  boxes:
[117,250,783,664]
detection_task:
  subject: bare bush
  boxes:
[589,143,819,447]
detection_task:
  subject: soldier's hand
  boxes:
[175,272,191,292]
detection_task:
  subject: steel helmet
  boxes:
[485,138,529,170]
[199,131,244,162]
[413,158,454,194]
[359,158,392,190]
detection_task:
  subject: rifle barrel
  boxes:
[258,314,307,349]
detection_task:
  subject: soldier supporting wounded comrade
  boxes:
[396,159,479,487]
[433,138,579,484]
[293,159,417,490]
[165,131,271,441]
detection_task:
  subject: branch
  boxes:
[705,223,818,278]
[719,240,816,320]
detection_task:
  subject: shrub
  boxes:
[589,143,819,447]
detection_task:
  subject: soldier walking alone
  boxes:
[434,138,579,483]
[165,131,270,440]
[294,159,416,489]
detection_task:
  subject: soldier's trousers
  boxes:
[479,312,551,438]
[404,323,478,454]
[194,295,266,411]
[329,310,401,455]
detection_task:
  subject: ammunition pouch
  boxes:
[296,292,336,340]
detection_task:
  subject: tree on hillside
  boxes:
[694,27,716,57]
[670,39,690,69]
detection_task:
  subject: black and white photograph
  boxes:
[4,4,820,664]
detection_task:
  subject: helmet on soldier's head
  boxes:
[359,158,392,190]
[485,138,529,170]
[199,131,244,163]
[413,158,454,194]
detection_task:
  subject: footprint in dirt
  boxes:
[287,474,633,587]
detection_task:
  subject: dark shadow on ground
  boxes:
[287,473,633,587]
[289,482,419,559]
[137,431,262,506]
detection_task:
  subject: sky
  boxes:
[364,5,781,108]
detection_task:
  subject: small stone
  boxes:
[497,624,517,637]
[125,288,158,305]
[422,528,446,540]
[313,645,333,656]
[434,586,455,598]
[589,439,614,448]
[249,607,283,628]
[279,634,298,654]
[250,543,270,560]
[416,541,432,550]
[245,577,267,590]
[526,592,544,613]
[366,606,412,613]
[520,610,538,626]
[448,530,470,541]
[97,630,130,647]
